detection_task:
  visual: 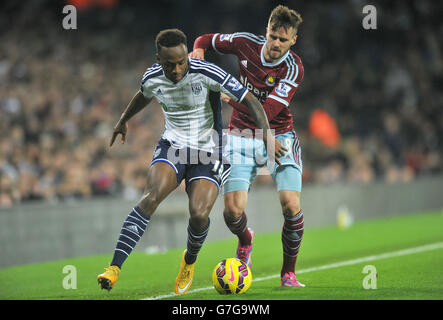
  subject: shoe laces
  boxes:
[237,248,248,259]
[281,272,305,287]
[237,243,251,256]
[180,264,192,278]
[105,266,120,276]
[282,272,296,283]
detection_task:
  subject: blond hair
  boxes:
[268,5,303,34]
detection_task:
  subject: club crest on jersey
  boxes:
[275,82,292,97]
[226,77,242,91]
[191,82,202,95]
[265,74,275,86]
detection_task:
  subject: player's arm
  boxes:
[110,90,151,147]
[221,92,286,123]
[190,33,239,59]
[189,34,214,59]
[241,92,287,165]
[220,93,249,114]
[205,63,287,164]
[224,94,285,120]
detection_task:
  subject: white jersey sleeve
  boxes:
[190,59,248,103]
[140,64,163,99]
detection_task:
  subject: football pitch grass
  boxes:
[0,210,442,300]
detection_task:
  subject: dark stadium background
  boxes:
[0,0,442,207]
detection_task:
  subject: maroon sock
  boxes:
[281,210,304,276]
[223,211,252,246]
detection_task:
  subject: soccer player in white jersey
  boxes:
[97,28,286,295]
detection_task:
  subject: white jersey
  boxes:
[140,58,248,153]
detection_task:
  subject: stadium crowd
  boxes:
[0,0,442,207]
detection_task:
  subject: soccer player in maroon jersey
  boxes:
[190,5,306,287]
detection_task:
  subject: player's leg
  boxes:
[110,161,177,268]
[223,188,255,268]
[272,131,305,287]
[222,135,259,268]
[278,188,305,287]
[223,190,252,244]
[174,171,219,295]
[98,161,178,291]
[186,178,219,263]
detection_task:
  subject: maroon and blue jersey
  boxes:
[199,32,304,135]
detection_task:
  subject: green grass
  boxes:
[0,210,442,300]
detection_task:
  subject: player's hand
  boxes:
[220,93,231,104]
[264,136,288,166]
[273,138,288,166]
[189,48,205,60]
[109,120,128,147]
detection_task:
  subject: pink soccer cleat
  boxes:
[236,228,254,269]
[281,272,305,287]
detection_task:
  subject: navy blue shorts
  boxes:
[150,138,231,193]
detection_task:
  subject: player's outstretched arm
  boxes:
[189,48,205,60]
[110,90,151,147]
[242,92,270,131]
[190,34,213,59]
[242,92,287,165]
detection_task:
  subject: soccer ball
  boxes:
[212,258,252,294]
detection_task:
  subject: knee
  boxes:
[189,202,211,225]
[224,199,244,219]
[137,190,162,216]
[281,199,301,217]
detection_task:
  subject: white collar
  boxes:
[260,43,290,67]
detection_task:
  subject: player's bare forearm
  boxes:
[189,48,205,59]
[242,92,271,133]
[119,90,150,124]
[241,92,287,165]
[190,34,213,59]
[110,90,150,147]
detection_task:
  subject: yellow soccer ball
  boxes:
[212,258,252,294]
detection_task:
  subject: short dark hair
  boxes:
[155,28,187,52]
[268,5,303,34]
